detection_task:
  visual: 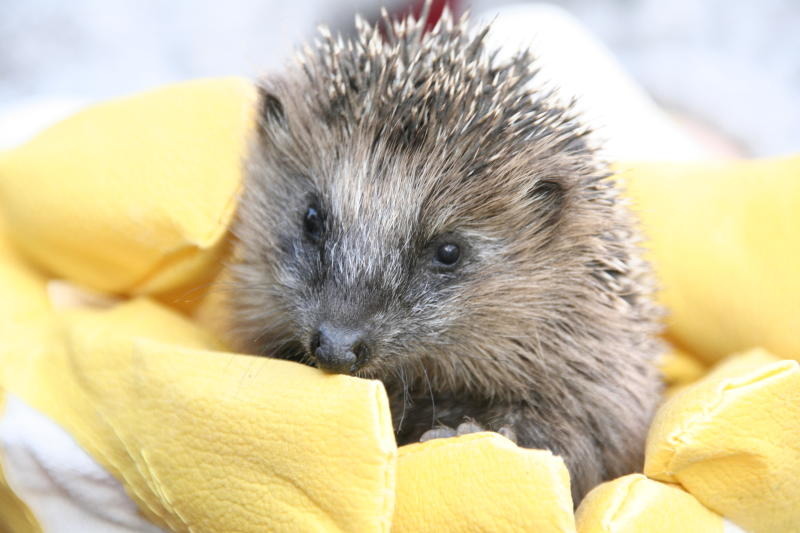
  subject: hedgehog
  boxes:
[226,6,664,503]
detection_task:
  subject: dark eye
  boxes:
[434,243,461,266]
[303,206,324,242]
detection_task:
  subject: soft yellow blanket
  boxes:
[0,78,797,532]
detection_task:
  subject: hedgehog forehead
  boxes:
[322,154,428,240]
[319,148,525,257]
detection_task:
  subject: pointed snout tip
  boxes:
[310,322,371,374]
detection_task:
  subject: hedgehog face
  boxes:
[232,136,518,378]
[230,110,588,392]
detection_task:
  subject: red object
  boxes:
[393,0,462,32]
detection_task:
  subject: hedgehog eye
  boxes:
[434,243,461,267]
[303,205,324,242]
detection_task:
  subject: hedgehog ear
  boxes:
[528,178,565,218]
[256,84,288,135]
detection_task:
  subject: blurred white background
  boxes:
[1,0,798,157]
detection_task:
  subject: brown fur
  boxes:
[225,7,663,504]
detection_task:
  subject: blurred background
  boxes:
[1,0,798,157]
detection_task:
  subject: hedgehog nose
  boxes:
[311,323,370,374]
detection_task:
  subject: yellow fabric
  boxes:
[622,158,800,364]
[0,77,256,303]
[645,350,800,533]
[393,433,575,533]
[2,79,800,531]
[575,474,723,533]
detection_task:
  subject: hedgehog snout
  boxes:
[310,322,372,374]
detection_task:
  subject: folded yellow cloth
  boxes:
[0,77,255,305]
[623,158,800,364]
[576,474,725,533]
[645,350,800,533]
[1,79,798,532]
[394,434,575,533]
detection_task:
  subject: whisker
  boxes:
[394,365,410,433]
[421,364,436,428]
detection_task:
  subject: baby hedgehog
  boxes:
[228,8,663,503]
